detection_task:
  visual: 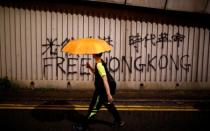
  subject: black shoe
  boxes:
[112,121,126,128]
[73,123,88,131]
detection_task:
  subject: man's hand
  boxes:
[107,94,113,103]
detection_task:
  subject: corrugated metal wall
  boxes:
[0,6,210,89]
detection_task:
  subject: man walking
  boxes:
[74,53,125,130]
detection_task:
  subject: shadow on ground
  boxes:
[30,100,114,131]
[193,102,210,111]
[31,100,85,123]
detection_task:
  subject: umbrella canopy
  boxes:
[62,38,112,55]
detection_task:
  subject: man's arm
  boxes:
[102,76,113,103]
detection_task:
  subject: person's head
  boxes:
[93,53,102,59]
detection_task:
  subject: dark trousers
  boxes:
[86,90,121,123]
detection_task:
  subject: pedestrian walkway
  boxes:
[1,88,210,111]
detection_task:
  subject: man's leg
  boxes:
[104,102,121,122]
[86,91,103,122]
[104,102,125,127]
[73,92,103,131]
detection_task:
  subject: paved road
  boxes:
[0,102,210,131]
[1,89,210,130]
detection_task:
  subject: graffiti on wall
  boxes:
[42,32,191,77]
[129,32,185,52]
[2,6,210,83]
[42,36,113,77]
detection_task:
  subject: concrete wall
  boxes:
[0,6,210,90]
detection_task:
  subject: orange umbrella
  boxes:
[62,38,112,55]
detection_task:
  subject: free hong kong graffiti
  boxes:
[42,33,191,77]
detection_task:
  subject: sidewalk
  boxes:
[1,88,210,111]
[1,88,210,100]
